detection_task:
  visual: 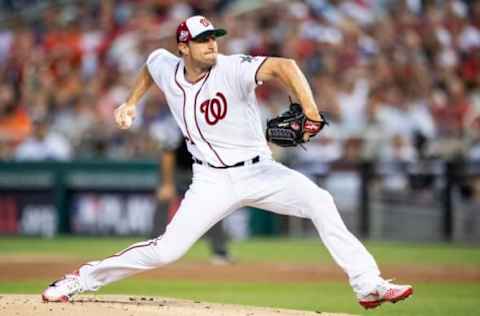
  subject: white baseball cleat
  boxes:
[358,279,413,309]
[41,271,84,303]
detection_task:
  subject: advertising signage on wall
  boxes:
[70,192,156,235]
[0,161,159,236]
[0,192,57,237]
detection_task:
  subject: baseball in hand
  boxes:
[115,103,135,129]
[123,115,133,127]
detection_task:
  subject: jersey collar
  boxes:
[176,59,211,87]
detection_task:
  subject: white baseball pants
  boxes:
[79,158,381,296]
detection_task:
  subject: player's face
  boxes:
[187,35,218,67]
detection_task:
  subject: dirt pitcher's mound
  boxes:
[0,294,358,316]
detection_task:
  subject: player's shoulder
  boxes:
[217,53,254,63]
[217,54,266,69]
[147,48,179,66]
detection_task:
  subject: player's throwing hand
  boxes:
[114,103,136,129]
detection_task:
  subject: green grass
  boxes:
[1,236,480,266]
[231,238,480,266]
[1,236,480,315]
[1,280,479,316]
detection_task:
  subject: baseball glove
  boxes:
[266,102,328,147]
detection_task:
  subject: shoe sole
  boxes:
[41,292,70,303]
[359,287,413,309]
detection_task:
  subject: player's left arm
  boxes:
[256,57,321,122]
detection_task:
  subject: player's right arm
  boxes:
[115,48,178,129]
[157,150,177,201]
[114,66,154,129]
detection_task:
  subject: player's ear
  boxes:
[178,43,189,56]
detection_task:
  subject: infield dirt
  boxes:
[0,295,358,316]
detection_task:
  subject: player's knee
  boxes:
[153,249,181,265]
[307,188,336,214]
[320,189,335,205]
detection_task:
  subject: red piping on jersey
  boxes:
[254,57,269,85]
[102,237,162,261]
[193,70,228,167]
[174,63,194,144]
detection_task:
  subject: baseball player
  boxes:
[42,16,413,309]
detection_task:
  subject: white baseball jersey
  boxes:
[146,49,271,167]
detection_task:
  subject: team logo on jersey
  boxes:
[200,92,228,125]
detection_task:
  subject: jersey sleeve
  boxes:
[229,54,269,96]
[146,49,179,91]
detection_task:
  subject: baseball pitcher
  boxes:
[42,16,413,309]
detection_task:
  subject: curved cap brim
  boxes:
[192,29,227,41]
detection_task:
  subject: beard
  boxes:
[196,54,217,70]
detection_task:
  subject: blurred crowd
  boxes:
[1,0,480,166]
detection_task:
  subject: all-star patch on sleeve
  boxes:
[227,54,268,97]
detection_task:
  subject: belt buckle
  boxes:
[244,156,258,166]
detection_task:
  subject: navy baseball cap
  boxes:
[176,16,227,43]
